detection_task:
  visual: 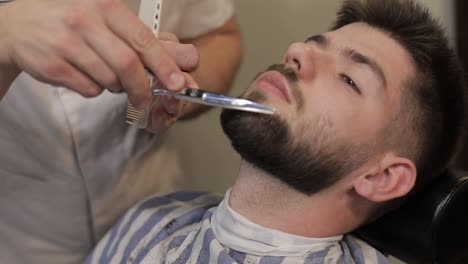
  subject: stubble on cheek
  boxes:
[294,113,335,151]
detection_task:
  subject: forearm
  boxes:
[180,16,243,119]
[0,2,20,100]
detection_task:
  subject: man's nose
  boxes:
[283,42,317,80]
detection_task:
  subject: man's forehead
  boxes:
[324,23,395,49]
[324,23,415,94]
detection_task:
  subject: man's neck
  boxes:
[228,160,361,238]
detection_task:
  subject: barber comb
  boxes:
[125,0,164,128]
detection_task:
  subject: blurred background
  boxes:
[165,1,458,263]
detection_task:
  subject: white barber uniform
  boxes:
[0,0,234,263]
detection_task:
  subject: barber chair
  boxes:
[354,169,468,264]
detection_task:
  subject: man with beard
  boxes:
[86,0,465,263]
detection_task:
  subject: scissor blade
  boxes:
[153,88,276,115]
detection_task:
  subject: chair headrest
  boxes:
[354,169,468,264]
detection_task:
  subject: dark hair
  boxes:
[333,0,466,191]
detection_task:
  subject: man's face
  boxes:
[221,22,415,195]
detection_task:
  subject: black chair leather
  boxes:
[353,169,468,264]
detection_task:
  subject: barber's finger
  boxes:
[159,41,199,72]
[62,38,121,92]
[158,32,179,42]
[13,37,104,97]
[183,72,200,89]
[32,57,103,97]
[75,14,150,108]
[141,42,188,92]
[59,65,105,97]
[102,3,186,92]
[162,72,200,117]
[154,33,198,71]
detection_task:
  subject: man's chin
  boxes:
[220,108,268,137]
[220,106,289,163]
[219,89,275,133]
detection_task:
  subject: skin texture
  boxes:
[224,23,417,238]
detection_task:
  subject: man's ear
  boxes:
[353,153,417,202]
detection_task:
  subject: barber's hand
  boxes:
[145,71,199,134]
[0,0,198,109]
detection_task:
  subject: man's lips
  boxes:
[254,71,291,103]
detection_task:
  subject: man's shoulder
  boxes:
[139,191,223,207]
[126,191,223,220]
[86,191,223,264]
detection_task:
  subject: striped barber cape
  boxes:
[86,191,390,264]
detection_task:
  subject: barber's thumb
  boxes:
[146,59,185,92]
[166,72,185,91]
[160,41,199,72]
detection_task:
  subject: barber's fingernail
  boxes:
[168,73,184,90]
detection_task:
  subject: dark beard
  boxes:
[220,64,368,195]
[221,109,360,196]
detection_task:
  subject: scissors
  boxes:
[153,88,276,115]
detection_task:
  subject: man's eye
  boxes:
[341,74,361,94]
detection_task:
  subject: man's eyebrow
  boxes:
[343,48,387,88]
[304,34,328,47]
[305,34,387,88]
